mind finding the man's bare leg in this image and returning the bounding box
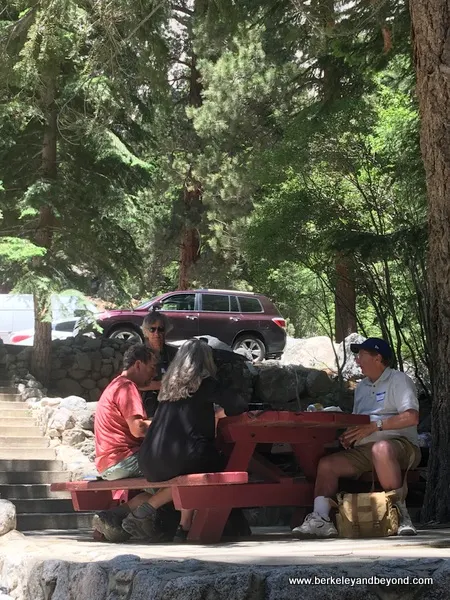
[314,452,361,500]
[371,440,402,490]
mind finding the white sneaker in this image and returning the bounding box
[291,512,338,539]
[396,502,417,536]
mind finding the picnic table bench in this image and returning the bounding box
[53,410,376,543]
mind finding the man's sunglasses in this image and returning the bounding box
[149,326,165,333]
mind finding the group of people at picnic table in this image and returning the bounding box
[93,310,421,543]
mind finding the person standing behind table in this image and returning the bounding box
[291,337,421,539]
[121,338,248,543]
[139,310,178,417]
[93,344,157,542]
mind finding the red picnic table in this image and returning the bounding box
[173,410,369,543]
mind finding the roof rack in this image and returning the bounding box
[196,288,255,295]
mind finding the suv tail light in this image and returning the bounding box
[10,333,32,343]
[272,318,286,329]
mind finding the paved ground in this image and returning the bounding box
[8,526,450,566]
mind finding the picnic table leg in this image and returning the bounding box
[186,441,256,543]
[291,430,335,480]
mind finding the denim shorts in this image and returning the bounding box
[100,453,143,480]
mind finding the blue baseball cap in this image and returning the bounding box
[350,338,393,360]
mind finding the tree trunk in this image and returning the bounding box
[410,1,450,522]
[179,184,201,290]
[178,40,204,289]
[30,78,57,386]
[334,253,357,343]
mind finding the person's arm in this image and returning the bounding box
[115,380,150,438]
[126,415,152,438]
[340,409,419,447]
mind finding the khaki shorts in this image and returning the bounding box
[343,438,421,477]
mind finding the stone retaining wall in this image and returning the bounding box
[2,336,131,402]
[0,542,446,600]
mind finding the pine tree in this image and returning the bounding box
[0,0,159,382]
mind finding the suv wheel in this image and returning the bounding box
[108,327,143,343]
[232,335,266,362]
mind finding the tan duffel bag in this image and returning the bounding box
[334,490,399,538]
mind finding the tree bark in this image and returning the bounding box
[30,78,57,386]
[177,18,204,289]
[410,1,450,522]
[179,182,202,289]
[334,253,357,343]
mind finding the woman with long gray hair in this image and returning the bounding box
[121,338,247,542]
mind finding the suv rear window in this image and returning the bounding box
[161,294,195,311]
[201,294,229,312]
[238,296,263,313]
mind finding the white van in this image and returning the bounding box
[0,294,92,343]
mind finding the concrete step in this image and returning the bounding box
[0,448,55,459]
[17,512,94,531]
[0,393,22,402]
[0,437,49,448]
[0,387,20,395]
[0,401,28,411]
[0,471,69,484]
[0,426,43,436]
[0,483,70,499]
[12,498,75,514]
[0,417,36,426]
[0,459,64,471]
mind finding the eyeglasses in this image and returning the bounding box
[149,326,165,333]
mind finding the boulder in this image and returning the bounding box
[74,404,96,431]
[100,364,113,378]
[48,407,75,433]
[50,369,67,380]
[62,429,87,446]
[21,387,44,402]
[75,438,95,461]
[101,347,115,359]
[306,369,334,397]
[337,333,365,380]
[80,378,96,390]
[60,396,87,412]
[0,500,16,536]
[68,369,88,381]
[83,338,102,351]
[255,363,308,409]
[74,351,91,371]
[281,336,339,370]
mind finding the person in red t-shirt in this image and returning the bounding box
[92,343,157,542]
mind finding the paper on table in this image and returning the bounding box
[323,406,343,412]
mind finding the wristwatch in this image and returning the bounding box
[376,419,383,431]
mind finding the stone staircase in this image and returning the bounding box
[0,386,92,530]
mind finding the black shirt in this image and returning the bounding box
[142,343,178,417]
[138,377,248,481]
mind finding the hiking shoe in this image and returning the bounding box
[92,511,130,543]
[291,512,338,539]
[396,502,417,536]
[173,525,189,543]
[121,510,166,542]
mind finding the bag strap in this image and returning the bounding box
[369,494,381,530]
[351,494,360,535]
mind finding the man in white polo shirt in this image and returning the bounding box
[292,337,421,539]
